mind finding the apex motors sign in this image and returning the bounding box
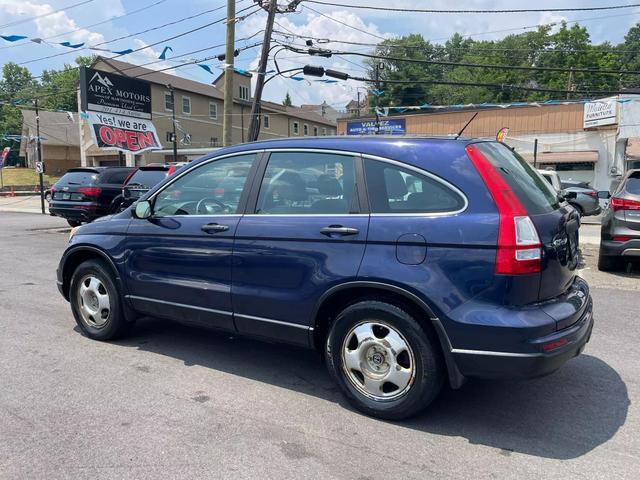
[88,112,160,153]
[80,66,160,153]
[583,99,618,128]
[81,67,152,119]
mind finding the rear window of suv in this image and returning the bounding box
[126,169,168,188]
[475,142,560,214]
[624,172,640,195]
[57,170,99,186]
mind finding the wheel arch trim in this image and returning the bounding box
[311,281,466,389]
[60,245,122,300]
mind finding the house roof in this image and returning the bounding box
[92,57,336,127]
[20,110,79,147]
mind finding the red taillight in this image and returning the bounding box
[167,166,177,176]
[586,191,597,197]
[542,338,568,352]
[612,235,631,242]
[611,197,640,211]
[466,144,541,275]
[50,186,57,193]
[78,187,101,198]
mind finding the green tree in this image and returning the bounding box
[40,55,95,112]
[282,91,292,106]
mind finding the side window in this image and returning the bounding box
[153,154,255,216]
[256,152,357,215]
[364,159,465,214]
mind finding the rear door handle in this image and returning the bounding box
[201,223,229,234]
[320,225,359,237]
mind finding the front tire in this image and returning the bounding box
[325,301,444,420]
[69,259,130,340]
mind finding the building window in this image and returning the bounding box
[263,114,270,129]
[239,85,250,101]
[322,127,327,136]
[293,122,299,135]
[182,96,191,115]
[166,131,175,143]
[210,137,219,147]
[313,126,318,136]
[209,102,218,119]
[303,124,309,136]
[164,92,173,111]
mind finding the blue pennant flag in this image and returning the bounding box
[369,89,384,96]
[419,103,430,109]
[59,41,84,48]
[290,76,304,81]
[392,107,407,113]
[80,112,89,120]
[234,68,250,76]
[113,48,134,55]
[159,46,173,60]
[197,64,214,74]
[1,35,28,42]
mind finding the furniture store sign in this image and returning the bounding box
[80,66,152,120]
[88,112,161,153]
[347,118,406,135]
[583,99,618,128]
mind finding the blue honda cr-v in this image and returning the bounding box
[57,137,593,419]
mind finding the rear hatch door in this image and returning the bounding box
[474,143,580,301]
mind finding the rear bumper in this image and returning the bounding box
[442,277,593,381]
[452,301,593,379]
[600,238,640,258]
[49,202,99,222]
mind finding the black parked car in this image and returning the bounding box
[112,165,171,212]
[49,167,135,226]
[599,169,640,270]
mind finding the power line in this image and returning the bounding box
[283,45,640,76]
[0,0,169,51]
[301,4,386,41]
[301,1,640,14]
[17,1,255,66]
[0,0,97,29]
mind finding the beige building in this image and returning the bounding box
[80,57,337,167]
[20,110,81,176]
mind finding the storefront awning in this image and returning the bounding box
[521,151,599,164]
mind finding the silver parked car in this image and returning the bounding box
[598,169,640,270]
[537,170,601,216]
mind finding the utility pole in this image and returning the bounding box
[222,0,236,147]
[168,84,178,162]
[35,99,45,215]
[567,67,574,100]
[247,0,279,142]
[374,62,382,134]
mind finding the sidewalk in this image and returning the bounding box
[0,196,49,215]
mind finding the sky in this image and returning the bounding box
[0,0,639,111]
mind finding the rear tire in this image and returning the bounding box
[67,219,82,227]
[69,259,130,341]
[325,301,444,420]
[598,253,624,272]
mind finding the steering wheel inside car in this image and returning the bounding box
[196,197,230,214]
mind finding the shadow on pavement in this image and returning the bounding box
[115,317,629,460]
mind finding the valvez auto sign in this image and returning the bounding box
[88,112,161,153]
[80,67,152,119]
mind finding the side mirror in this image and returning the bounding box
[133,200,152,219]
[597,191,611,199]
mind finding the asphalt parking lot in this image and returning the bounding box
[0,212,638,479]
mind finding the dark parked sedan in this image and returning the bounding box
[113,165,171,212]
[561,181,602,217]
[599,169,640,270]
